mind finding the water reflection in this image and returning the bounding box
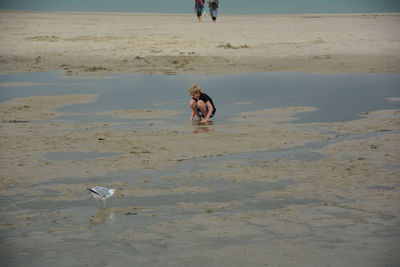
[191,120,214,133]
[89,209,116,226]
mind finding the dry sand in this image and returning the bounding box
[0,11,399,74]
[0,11,399,266]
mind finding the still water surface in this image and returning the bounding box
[1,71,399,124]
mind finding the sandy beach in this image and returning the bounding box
[0,11,399,266]
[0,11,400,74]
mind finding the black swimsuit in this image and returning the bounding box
[193,93,216,117]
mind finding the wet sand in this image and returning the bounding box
[0,11,399,267]
[0,92,399,266]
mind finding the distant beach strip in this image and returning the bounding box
[0,0,399,14]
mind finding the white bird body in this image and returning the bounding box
[87,186,115,208]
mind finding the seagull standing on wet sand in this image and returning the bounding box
[87,186,115,208]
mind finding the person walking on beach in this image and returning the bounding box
[188,83,216,123]
[208,0,219,22]
[194,0,205,23]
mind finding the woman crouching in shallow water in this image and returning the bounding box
[188,83,216,123]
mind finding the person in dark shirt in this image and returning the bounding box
[208,0,219,22]
[194,0,205,23]
[188,83,216,123]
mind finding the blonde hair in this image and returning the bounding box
[188,83,202,95]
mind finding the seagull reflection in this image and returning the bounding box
[89,208,116,226]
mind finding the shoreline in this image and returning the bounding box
[2,10,400,15]
[0,11,399,75]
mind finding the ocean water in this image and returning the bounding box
[0,0,399,14]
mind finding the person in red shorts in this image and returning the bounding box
[194,0,205,22]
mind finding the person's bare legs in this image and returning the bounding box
[197,100,209,118]
[190,99,201,120]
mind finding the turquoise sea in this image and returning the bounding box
[0,0,399,14]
